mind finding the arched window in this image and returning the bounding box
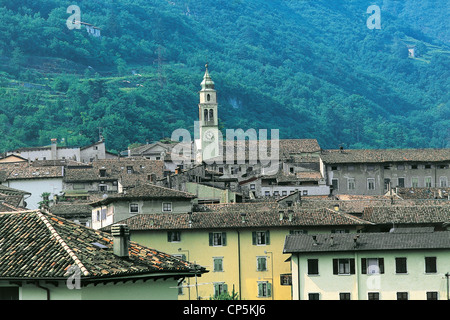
[204,109,209,121]
[209,109,214,122]
[207,94,211,102]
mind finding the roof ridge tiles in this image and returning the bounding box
[36,211,90,276]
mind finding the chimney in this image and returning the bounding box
[330,235,334,247]
[51,138,57,160]
[353,235,360,248]
[111,224,130,258]
[312,235,318,246]
[279,211,284,221]
[288,210,293,222]
[240,212,247,223]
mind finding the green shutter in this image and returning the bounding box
[361,258,367,274]
[223,283,228,293]
[267,282,272,297]
[252,232,257,245]
[257,283,263,297]
[333,259,338,275]
[265,231,270,245]
[379,258,384,274]
[350,259,355,274]
[222,232,227,246]
[167,232,172,242]
[209,233,213,246]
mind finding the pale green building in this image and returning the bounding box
[284,228,450,300]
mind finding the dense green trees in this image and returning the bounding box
[0,0,448,153]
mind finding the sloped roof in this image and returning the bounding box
[0,210,204,281]
[283,229,450,253]
[361,206,450,224]
[90,183,196,206]
[320,148,450,164]
[105,205,371,231]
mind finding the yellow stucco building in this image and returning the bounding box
[108,202,370,300]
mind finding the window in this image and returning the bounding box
[347,165,354,171]
[280,274,292,286]
[302,190,308,196]
[426,292,438,300]
[257,281,271,298]
[218,167,224,173]
[424,164,432,169]
[347,178,355,190]
[213,257,224,272]
[308,293,320,300]
[361,258,384,274]
[425,257,437,273]
[214,282,227,298]
[162,202,172,212]
[368,292,380,300]
[99,169,106,177]
[367,178,375,190]
[126,166,133,174]
[440,177,448,187]
[398,177,405,188]
[167,231,181,242]
[250,184,256,190]
[257,256,267,271]
[207,94,211,101]
[395,257,407,274]
[209,232,227,246]
[411,164,418,169]
[425,177,432,188]
[282,190,287,196]
[264,191,270,197]
[397,164,405,170]
[397,292,408,300]
[307,259,319,275]
[204,109,209,121]
[129,203,139,213]
[383,165,390,170]
[412,177,419,188]
[252,231,270,245]
[367,165,375,171]
[332,229,349,234]
[273,191,279,197]
[333,259,355,275]
[332,179,339,191]
[331,166,338,171]
[339,293,351,300]
[99,184,107,192]
[384,178,390,190]
[290,230,308,235]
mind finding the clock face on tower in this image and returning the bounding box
[204,129,215,142]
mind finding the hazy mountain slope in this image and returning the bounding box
[0,0,448,153]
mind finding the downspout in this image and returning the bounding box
[36,281,50,300]
[354,251,359,300]
[237,229,242,300]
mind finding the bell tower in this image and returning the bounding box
[198,64,220,162]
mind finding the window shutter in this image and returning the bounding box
[252,232,257,245]
[167,232,172,242]
[265,231,270,245]
[379,258,384,274]
[209,233,213,246]
[267,282,272,297]
[222,232,227,246]
[333,259,338,275]
[350,259,355,274]
[361,258,367,274]
[223,283,228,293]
[257,283,263,297]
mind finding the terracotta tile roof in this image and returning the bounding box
[106,204,371,231]
[48,202,93,216]
[283,229,450,253]
[90,183,196,206]
[320,148,450,164]
[361,206,450,224]
[0,210,204,280]
[64,158,164,186]
[4,165,64,180]
[395,187,450,200]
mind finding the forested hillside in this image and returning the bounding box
[0,0,449,153]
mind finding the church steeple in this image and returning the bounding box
[200,64,215,90]
[197,64,219,162]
